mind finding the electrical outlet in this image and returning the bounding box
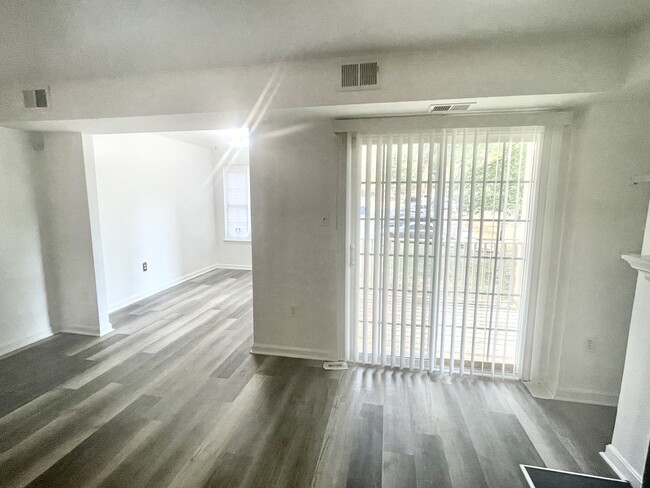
[584,338,595,351]
[142,262,148,272]
[320,215,329,227]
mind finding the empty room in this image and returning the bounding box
[1,2,649,487]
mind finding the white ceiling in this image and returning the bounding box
[1,0,649,84]
[155,129,240,149]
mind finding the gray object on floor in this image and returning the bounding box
[521,465,632,488]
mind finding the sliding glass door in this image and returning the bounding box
[348,126,544,377]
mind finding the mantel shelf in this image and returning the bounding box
[622,254,650,281]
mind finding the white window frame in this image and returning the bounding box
[223,165,252,242]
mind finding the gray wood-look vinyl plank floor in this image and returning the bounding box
[0,268,617,487]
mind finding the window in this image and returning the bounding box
[223,166,251,241]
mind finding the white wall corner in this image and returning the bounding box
[601,445,643,488]
[81,133,112,330]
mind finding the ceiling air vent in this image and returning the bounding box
[23,88,49,109]
[428,101,476,113]
[341,62,379,90]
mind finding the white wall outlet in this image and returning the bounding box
[320,215,329,227]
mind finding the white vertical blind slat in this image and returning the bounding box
[419,131,436,370]
[372,138,384,365]
[449,129,467,374]
[440,130,456,373]
[399,134,414,369]
[390,137,403,368]
[351,134,361,363]
[409,133,425,369]
[362,138,372,364]
[380,137,393,366]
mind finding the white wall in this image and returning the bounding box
[0,33,628,125]
[249,120,342,360]
[212,146,252,269]
[32,132,111,336]
[536,100,650,406]
[93,133,219,311]
[0,128,51,354]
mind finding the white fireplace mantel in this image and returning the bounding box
[622,254,650,281]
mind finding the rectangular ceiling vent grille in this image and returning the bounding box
[341,62,379,89]
[428,102,476,113]
[23,88,49,109]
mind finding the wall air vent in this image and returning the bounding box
[428,102,476,113]
[341,62,379,90]
[23,88,49,109]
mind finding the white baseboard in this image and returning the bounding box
[523,380,619,407]
[99,322,114,336]
[251,343,336,361]
[59,324,108,337]
[523,381,554,399]
[213,263,252,271]
[601,445,642,488]
[553,386,619,407]
[108,263,230,313]
[0,329,53,358]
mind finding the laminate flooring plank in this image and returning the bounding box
[346,402,384,488]
[312,368,368,488]
[210,334,254,379]
[382,369,416,456]
[382,451,416,488]
[204,452,252,488]
[426,378,489,488]
[455,381,531,488]
[25,394,161,488]
[413,434,453,488]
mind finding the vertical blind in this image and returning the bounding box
[350,126,544,377]
[224,166,251,241]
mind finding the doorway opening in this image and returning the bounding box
[91,129,252,319]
